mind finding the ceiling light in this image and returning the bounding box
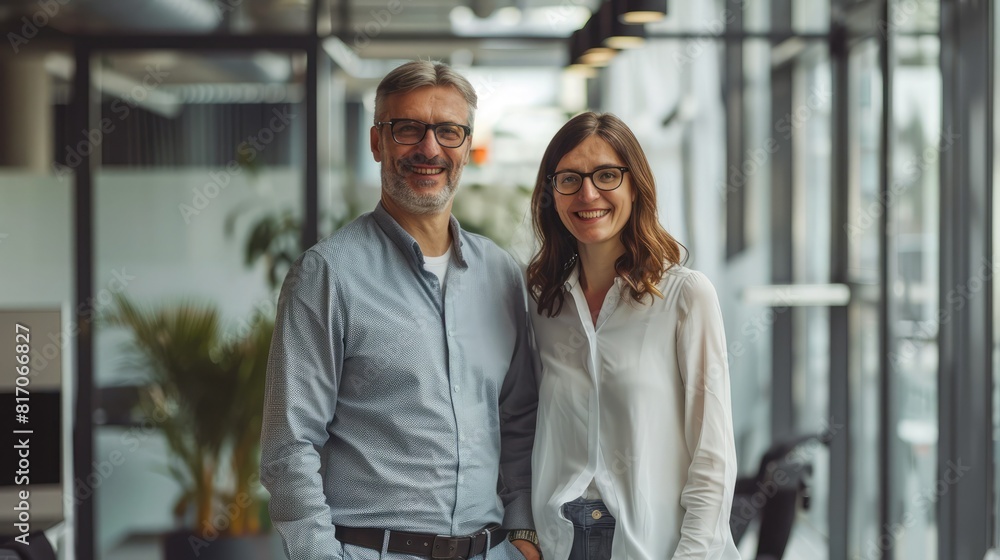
[601,1,646,49]
[580,15,616,62]
[618,0,667,24]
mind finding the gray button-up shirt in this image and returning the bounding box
[260,202,538,559]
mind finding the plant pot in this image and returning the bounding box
[162,530,283,560]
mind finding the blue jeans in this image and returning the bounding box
[563,498,616,560]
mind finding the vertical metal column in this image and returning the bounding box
[876,0,894,557]
[769,0,795,439]
[305,0,321,249]
[0,56,53,171]
[72,39,95,560]
[938,0,994,557]
[724,0,745,259]
[305,40,319,249]
[827,16,851,560]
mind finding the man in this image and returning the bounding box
[260,60,540,560]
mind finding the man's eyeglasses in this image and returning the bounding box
[376,119,472,148]
[547,166,630,195]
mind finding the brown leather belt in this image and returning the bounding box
[335,524,507,559]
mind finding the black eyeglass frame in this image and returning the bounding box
[375,119,472,148]
[546,166,631,195]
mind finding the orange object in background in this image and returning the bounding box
[471,145,489,165]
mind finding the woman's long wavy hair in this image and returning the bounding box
[527,112,685,318]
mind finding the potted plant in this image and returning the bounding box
[105,294,277,560]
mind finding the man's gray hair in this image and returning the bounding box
[374,60,478,128]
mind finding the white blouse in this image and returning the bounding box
[530,264,742,560]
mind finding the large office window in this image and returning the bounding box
[790,42,833,555]
[993,0,1000,546]
[846,38,884,560]
[887,32,942,560]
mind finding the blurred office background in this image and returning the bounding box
[0,0,996,558]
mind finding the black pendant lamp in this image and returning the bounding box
[601,0,646,49]
[618,0,666,24]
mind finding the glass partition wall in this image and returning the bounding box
[90,49,306,557]
[598,0,948,557]
[37,0,999,558]
[68,34,329,559]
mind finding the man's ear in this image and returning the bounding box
[370,126,382,163]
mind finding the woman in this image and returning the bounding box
[527,112,741,560]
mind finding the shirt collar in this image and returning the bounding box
[563,260,626,292]
[563,264,580,292]
[373,201,469,269]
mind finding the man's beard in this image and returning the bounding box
[381,154,461,215]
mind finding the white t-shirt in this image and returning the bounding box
[423,246,452,293]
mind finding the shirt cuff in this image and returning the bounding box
[502,494,535,531]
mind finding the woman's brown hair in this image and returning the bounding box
[527,112,685,317]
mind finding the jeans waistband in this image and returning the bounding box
[562,498,616,529]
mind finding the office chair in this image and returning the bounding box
[731,432,832,560]
[0,539,55,560]
[0,523,63,560]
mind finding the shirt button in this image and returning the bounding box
[453,385,460,393]
[448,329,455,337]
[591,510,602,520]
